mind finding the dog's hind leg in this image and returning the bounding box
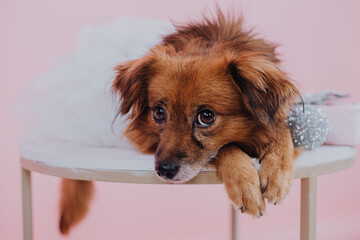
[59,179,94,235]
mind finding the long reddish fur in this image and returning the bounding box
[59,10,302,234]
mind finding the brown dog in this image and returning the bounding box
[59,10,301,234]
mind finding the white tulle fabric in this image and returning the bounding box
[18,17,173,149]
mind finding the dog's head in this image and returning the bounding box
[112,17,298,183]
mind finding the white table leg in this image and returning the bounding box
[22,167,33,240]
[231,205,237,240]
[300,177,317,240]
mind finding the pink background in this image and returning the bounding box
[1,0,360,239]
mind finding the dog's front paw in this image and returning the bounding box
[216,145,266,217]
[224,174,266,218]
[259,162,293,205]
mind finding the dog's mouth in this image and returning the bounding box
[155,155,217,184]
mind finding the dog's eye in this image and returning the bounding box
[153,107,166,123]
[197,109,215,127]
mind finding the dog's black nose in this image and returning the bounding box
[156,162,179,180]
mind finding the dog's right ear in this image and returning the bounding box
[112,55,159,154]
[112,55,155,117]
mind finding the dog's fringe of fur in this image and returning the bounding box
[59,179,94,235]
[112,8,300,157]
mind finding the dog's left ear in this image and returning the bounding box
[112,55,154,117]
[228,51,299,127]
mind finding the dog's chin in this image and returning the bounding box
[157,178,189,184]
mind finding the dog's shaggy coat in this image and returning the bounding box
[59,11,301,234]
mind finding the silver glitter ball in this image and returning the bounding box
[287,104,330,150]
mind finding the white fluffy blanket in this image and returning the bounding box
[18,17,172,148]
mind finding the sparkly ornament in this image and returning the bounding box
[287,104,330,150]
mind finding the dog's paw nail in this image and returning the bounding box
[240,206,245,213]
[267,198,278,205]
[261,185,267,194]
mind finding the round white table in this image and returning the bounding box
[20,143,356,240]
